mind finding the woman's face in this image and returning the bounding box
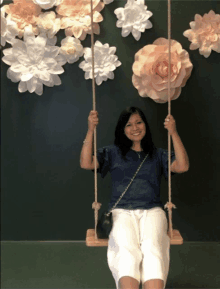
[124,113,146,144]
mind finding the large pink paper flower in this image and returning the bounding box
[4,0,41,38]
[183,10,220,58]
[56,0,104,40]
[132,38,193,103]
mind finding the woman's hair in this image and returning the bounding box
[114,106,156,161]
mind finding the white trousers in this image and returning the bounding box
[107,207,170,289]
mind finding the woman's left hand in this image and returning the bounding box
[164,114,177,136]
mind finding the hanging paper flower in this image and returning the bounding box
[59,36,84,64]
[37,11,61,39]
[103,0,114,4]
[56,0,104,41]
[183,10,220,58]
[4,0,41,38]
[114,0,153,41]
[132,37,193,103]
[1,0,4,5]
[79,40,121,85]
[33,0,63,10]
[2,26,67,95]
[1,6,19,46]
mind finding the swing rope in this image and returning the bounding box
[164,0,176,240]
[90,0,176,240]
[90,0,101,240]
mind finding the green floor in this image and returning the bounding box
[1,241,220,289]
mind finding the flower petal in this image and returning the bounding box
[48,64,64,74]
[20,73,34,82]
[52,74,61,85]
[35,81,43,95]
[27,77,38,93]
[18,81,27,93]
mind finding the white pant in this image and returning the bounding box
[107,207,170,289]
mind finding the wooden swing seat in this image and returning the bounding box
[86,228,183,246]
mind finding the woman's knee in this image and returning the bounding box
[119,276,140,289]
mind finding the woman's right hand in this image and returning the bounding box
[88,110,99,132]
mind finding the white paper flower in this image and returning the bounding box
[114,0,153,41]
[1,7,18,47]
[79,40,121,85]
[1,0,4,5]
[2,26,67,95]
[33,0,63,10]
[103,0,114,4]
[59,36,83,64]
[37,11,61,39]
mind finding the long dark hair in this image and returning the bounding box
[114,106,156,161]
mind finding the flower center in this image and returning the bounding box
[155,61,174,78]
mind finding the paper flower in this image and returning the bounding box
[56,0,104,41]
[37,11,61,39]
[4,0,41,38]
[183,10,220,58]
[59,36,84,64]
[1,6,19,46]
[103,0,114,4]
[132,37,193,103]
[33,0,63,10]
[114,0,153,41]
[79,40,121,85]
[2,26,67,95]
[1,0,4,4]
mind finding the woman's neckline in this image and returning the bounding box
[130,148,143,152]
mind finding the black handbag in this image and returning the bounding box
[96,153,148,239]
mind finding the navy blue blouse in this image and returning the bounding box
[93,144,177,212]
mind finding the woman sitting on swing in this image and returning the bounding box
[80,106,189,289]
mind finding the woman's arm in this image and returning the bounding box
[164,114,190,173]
[171,131,190,173]
[80,129,99,170]
[80,110,100,170]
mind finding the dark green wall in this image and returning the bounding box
[1,0,220,240]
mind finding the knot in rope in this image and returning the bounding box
[92,201,102,211]
[164,201,177,210]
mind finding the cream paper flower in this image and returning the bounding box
[1,6,19,46]
[79,40,121,85]
[114,0,153,41]
[56,0,104,41]
[37,11,61,39]
[183,10,220,58]
[33,0,63,10]
[59,36,83,63]
[2,26,67,95]
[132,37,193,103]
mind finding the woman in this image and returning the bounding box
[80,107,189,289]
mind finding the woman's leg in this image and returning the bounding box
[119,276,140,289]
[107,209,142,289]
[143,278,164,289]
[140,208,170,289]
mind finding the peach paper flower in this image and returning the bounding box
[4,0,41,38]
[132,37,193,103]
[183,10,220,58]
[56,0,104,41]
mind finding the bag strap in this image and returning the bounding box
[106,153,149,216]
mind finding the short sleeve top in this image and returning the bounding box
[93,144,176,212]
